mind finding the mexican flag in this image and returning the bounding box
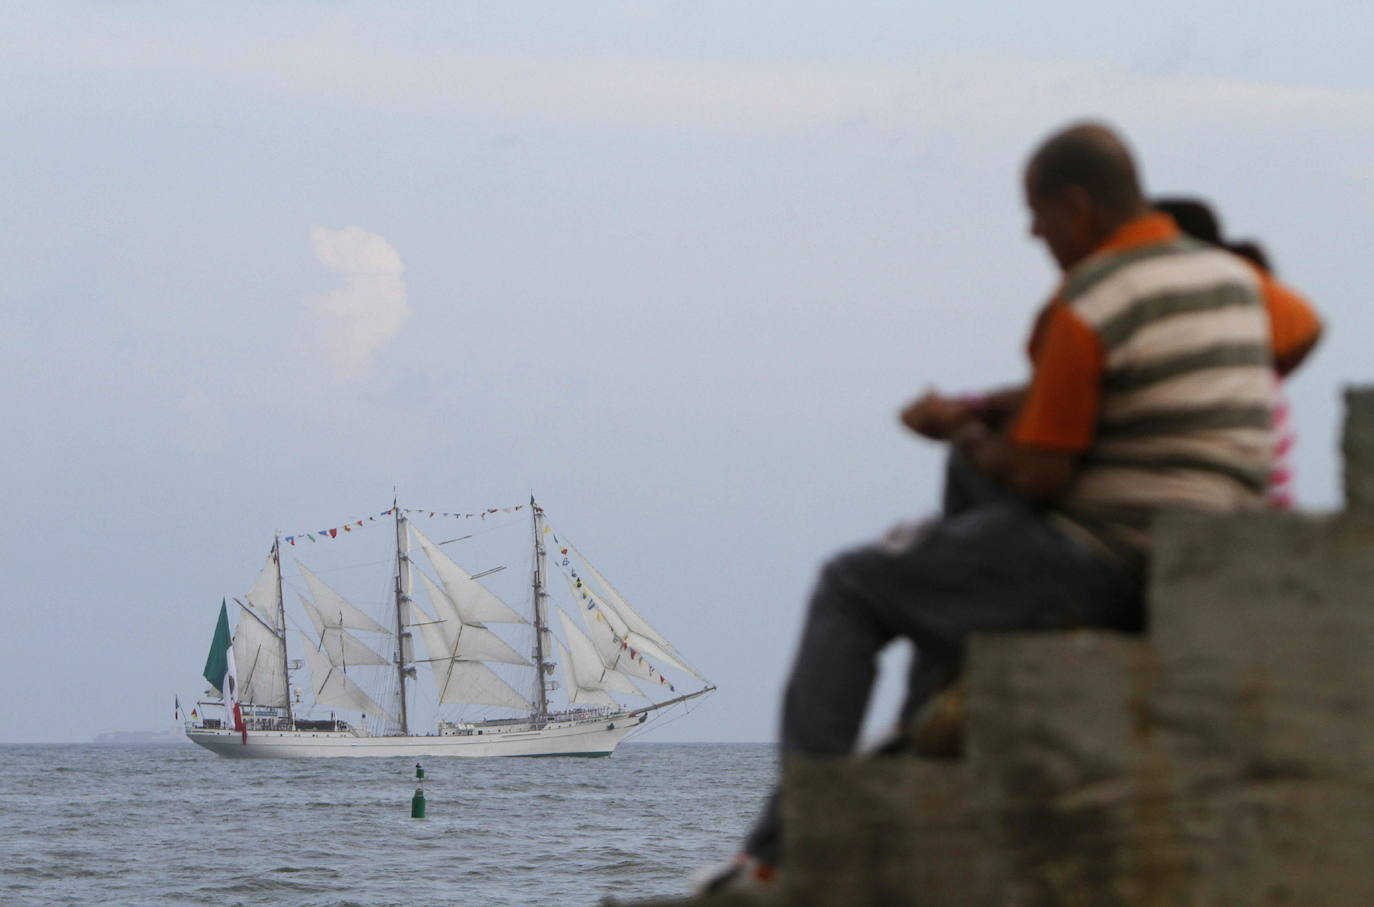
[202,599,246,743]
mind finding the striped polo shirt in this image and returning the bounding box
[1010,213,1275,569]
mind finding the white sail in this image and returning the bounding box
[410,525,526,624]
[299,595,390,667]
[413,572,528,666]
[244,551,281,629]
[455,624,530,667]
[410,599,453,665]
[299,632,393,720]
[293,560,390,635]
[566,575,681,686]
[414,571,464,640]
[557,609,640,698]
[232,608,288,707]
[581,587,698,682]
[300,592,325,637]
[563,576,655,680]
[555,638,618,708]
[433,659,533,711]
[411,600,533,710]
[572,548,705,680]
[581,599,657,684]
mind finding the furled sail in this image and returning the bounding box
[410,599,533,711]
[299,595,390,667]
[557,608,640,698]
[244,551,280,629]
[410,525,526,624]
[299,632,393,720]
[294,560,389,635]
[232,607,288,707]
[555,638,617,708]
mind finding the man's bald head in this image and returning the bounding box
[1025,122,1145,219]
[1023,122,1149,270]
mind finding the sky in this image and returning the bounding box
[3,1,1372,743]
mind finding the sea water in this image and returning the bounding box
[0,742,774,906]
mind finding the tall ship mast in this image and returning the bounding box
[391,502,413,735]
[186,498,714,758]
[530,497,551,720]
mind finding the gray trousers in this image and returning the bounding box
[744,452,1143,862]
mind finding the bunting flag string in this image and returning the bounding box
[281,504,527,546]
[544,522,676,693]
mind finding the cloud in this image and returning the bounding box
[304,226,409,380]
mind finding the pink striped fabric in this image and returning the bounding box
[1269,380,1295,510]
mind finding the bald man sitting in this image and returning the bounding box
[714,121,1282,891]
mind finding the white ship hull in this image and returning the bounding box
[185,713,645,759]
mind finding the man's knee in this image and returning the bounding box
[803,544,910,645]
[816,544,887,594]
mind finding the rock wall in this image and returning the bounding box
[624,387,1374,907]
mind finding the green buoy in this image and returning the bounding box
[411,762,426,818]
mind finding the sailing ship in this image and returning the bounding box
[186,499,713,758]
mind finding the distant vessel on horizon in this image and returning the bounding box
[186,499,714,758]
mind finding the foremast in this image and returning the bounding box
[530,496,552,720]
[272,535,294,725]
[392,501,414,734]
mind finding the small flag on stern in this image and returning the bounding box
[202,599,246,744]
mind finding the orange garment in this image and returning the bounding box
[1013,215,1320,452]
[1258,268,1321,375]
[1012,304,1102,451]
[1010,213,1179,452]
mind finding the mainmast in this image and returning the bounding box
[530,496,551,720]
[273,535,294,724]
[392,501,413,735]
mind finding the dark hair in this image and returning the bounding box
[1154,196,1276,272]
[1153,197,1222,245]
[1027,122,1144,217]
[1225,240,1272,271]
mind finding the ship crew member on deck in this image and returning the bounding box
[716,120,1300,890]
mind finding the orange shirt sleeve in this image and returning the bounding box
[1009,302,1104,452]
[1024,297,1058,361]
[1260,270,1321,373]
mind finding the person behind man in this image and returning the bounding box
[1152,196,1321,509]
[1153,196,1321,377]
[713,121,1278,891]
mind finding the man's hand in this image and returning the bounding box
[956,427,1079,503]
[900,391,978,440]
